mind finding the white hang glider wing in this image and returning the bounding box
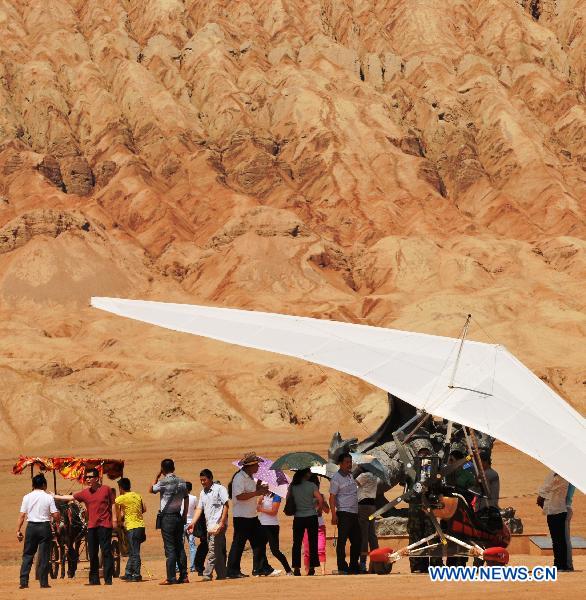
[91,297,586,492]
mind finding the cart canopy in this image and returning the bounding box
[12,456,124,482]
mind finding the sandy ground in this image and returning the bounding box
[1,431,584,599]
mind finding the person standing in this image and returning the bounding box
[226,452,280,578]
[115,477,146,582]
[565,482,576,571]
[537,471,574,572]
[355,470,379,573]
[149,458,189,585]
[302,473,329,575]
[329,453,362,575]
[477,450,500,511]
[257,487,292,575]
[187,469,229,581]
[55,468,117,585]
[193,515,209,576]
[289,468,323,576]
[17,474,61,589]
[183,482,198,573]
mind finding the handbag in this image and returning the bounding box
[193,516,207,538]
[283,490,296,517]
[155,511,162,530]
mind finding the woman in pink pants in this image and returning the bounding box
[303,475,329,575]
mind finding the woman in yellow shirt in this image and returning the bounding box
[115,478,146,582]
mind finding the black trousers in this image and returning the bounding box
[87,527,113,584]
[263,524,291,572]
[227,517,272,576]
[20,522,52,587]
[547,512,571,570]
[161,513,187,582]
[336,512,361,573]
[292,516,319,569]
[194,536,209,574]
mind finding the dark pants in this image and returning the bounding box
[336,511,361,573]
[358,504,379,555]
[227,517,273,576]
[547,512,571,570]
[292,516,319,569]
[20,522,52,587]
[194,536,209,574]
[87,527,113,584]
[261,524,291,572]
[407,505,442,573]
[125,527,144,578]
[161,513,187,582]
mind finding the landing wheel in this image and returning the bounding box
[111,539,121,578]
[49,540,60,579]
[370,560,393,575]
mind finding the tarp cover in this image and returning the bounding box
[91,297,586,492]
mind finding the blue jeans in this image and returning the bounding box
[185,525,197,572]
[125,528,144,578]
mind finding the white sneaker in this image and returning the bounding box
[285,571,294,576]
[267,569,282,577]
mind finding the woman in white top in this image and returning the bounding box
[257,487,292,574]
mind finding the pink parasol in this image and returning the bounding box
[231,456,290,498]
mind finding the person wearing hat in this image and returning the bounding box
[226,452,280,578]
[54,467,117,585]
[17,474,61,589]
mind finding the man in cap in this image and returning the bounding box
[226,452,280,578]
[17,474,61,589]
[55,467,117,585]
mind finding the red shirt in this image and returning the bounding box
[74,485,114,528]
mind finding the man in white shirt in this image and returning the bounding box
[183,482,198,573]
[16,474,61,589]
[330,452,362,574]
[226,452,279,578]
[537,471,574,571]
[187,468,229,581]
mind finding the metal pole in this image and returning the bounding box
[449,314,471,388]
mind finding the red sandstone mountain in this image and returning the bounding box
[0,0,584,451]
